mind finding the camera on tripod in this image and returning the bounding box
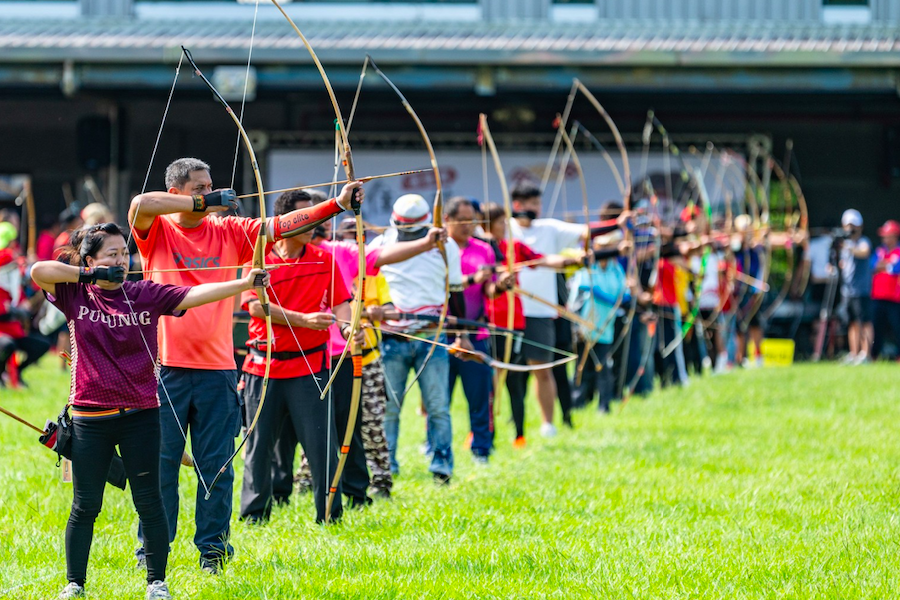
[831,227,851,241]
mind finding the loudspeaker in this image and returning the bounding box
[77,116,111,171]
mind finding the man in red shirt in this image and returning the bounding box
[871,220,900,359]
[239,189,362,524]
[129,157,362,572]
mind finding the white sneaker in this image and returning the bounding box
[539,422,557,438]
[58,582,85,599]
[714,353,728,374]
[146,580,172,600]
[840,353,856,365]
[853,353,869,366]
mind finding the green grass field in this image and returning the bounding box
[1,359,898,599]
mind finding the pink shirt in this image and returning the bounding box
[48,281,189,410]
[458,237,496,322]
[319,240,381,357]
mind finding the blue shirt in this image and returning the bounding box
[841,235,872,298]
[567,261,627,345]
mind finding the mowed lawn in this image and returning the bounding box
[1,358,898,599]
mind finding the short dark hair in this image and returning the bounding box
[274,190,313,216]
[484,202,506,226]
[445,196,474,220]
[511,182,541,201]
[165,158,210,190]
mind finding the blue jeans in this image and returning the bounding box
[448,337,494,457]
[382,336,453,476]
[138,367,241,561]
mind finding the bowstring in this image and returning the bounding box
[122,51,211,496]
[230,0,261,192]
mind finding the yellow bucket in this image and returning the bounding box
[749,338,795,367]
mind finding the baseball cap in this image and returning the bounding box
[878,220,900,237]
[841,209,863,227]
[391,194,431,230]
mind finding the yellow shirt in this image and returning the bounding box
[357,272,393,366]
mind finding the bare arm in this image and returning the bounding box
[373,227,447,267]
[128,191,235,232]
[31,261,82,296]
[177,269,268,310]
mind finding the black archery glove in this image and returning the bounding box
[79,265,126,284]
[193,189,238,212]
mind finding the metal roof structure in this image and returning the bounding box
[1,17,899,67]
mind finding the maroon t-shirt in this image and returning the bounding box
[48,280,190,410]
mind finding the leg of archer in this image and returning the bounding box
[117,408,169,585]
[240,375,289,523]
[189,369,239,563]
[285,371,341,523]
[330,355,370,506]
[137,366,189,563]
[413,337,453,477]
[382,337,413,475]
[456,337,494,459]
[361,360,392,496]
[66,415,116,587]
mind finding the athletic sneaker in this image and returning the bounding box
[200,555,223,575]
[539,422,557,438]
[853,353,870,365]
[58,582,85,599]
[433,473,451,486]
[472,454,489,465]
[512,436,526,449]
[146,580,172,600]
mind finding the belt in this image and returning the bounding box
[249,342,327,363]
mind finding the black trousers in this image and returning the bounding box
[571,340,614,412]
[553,317,573,418]
[67,408,168,586]
[872,299,900,359]
[241,370,343,523]
[0,332,51,377]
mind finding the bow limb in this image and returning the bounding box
[572,80,636,356]
[555,122,606,385]
[653,118,712,359]
[363,57,449,399]
[479,114,516,391]
[267,0,361,404]
[24,180,36,257]
[181,48,272,499]
[267,3,364,519]
[759,147,796,321]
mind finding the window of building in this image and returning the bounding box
[822,0,871,23]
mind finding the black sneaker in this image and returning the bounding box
[349,495,373,509]
[433,473,451,486]
[199,555,225,575]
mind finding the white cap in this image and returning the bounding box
[391,194,431,230]
[842,209,863,227]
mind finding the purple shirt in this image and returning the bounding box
[459,237,496,322]
[48,281,189,410]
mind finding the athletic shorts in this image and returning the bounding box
[522,317,556,363]
[841,295,871,324]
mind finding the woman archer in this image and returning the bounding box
[31,223,269,600]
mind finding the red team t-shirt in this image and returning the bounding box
[133,214,265,370]
[486,239,541,331]
[240,244,351,379]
